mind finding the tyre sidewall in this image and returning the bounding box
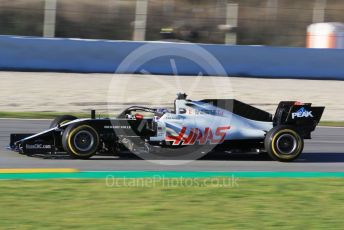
[265,126,304,162]
[62,123,99,159]
[50,115,78,128]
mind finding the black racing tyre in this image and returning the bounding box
[50,115,78,128]
[62,123,99,159]
[264,126,304,162]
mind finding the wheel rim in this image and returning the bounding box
[276,133,297,155]
[73,130,94,152]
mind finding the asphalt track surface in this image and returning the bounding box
[1,119,344,172]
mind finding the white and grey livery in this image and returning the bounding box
[9,93,324,162]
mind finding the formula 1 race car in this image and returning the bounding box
[9,93,324,162]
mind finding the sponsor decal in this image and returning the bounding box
[166,126,230,145]
[164,114,185,120]
[291,107,313,119]
[104,125,131,129]
[157,126,164,136]
[187,109,224,116]
[26,144,51,149]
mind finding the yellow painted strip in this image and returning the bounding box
[0,168,79,174]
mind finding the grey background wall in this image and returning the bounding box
[0,35,343,80]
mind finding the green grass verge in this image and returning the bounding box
[0,178,343,229]
[0,111,92,119]
[0,111,344,127]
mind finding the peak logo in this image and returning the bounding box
[292,107,313,119]
[166,126,230,145]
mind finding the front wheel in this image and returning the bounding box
[264,126,304,162]
[62,123,99,159]
[50,115,78,128]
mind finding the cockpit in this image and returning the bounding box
[117,93,189,120]
[117,106,170,119]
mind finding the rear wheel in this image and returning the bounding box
[264,126,304,162]
[62,123,99,159]
[50,115,78,128]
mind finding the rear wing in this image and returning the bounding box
[273,101,325,138]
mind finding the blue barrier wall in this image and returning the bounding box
[0,35,343,80]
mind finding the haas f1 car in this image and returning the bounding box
[9,93,324,162]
